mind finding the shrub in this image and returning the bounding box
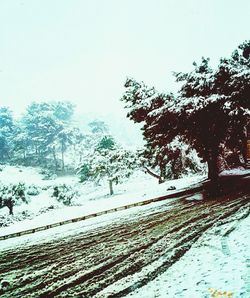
[78,163,90,182]
[52,184,78,206]
[27,185,40,196]
[0,210,33,227]
[38,205,56,215]
[0,182,28,215]
[40,169,57,180]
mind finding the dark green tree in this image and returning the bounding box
[121,41,250,183]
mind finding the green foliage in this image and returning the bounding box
[52,184,78,206]
[22,102,64,156]
[78,163,90,182]
[0,182,28,215]
[0,107,15,161]
[97,136,115,150]
[52,101,74,122]
[27,185,40,196]
[0,100,78,171]
[121,41,250,181]
[12,183,26,201]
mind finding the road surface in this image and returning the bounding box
[0,179,249,297]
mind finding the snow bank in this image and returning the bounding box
[0,172,204,237]
[0,165,205,237]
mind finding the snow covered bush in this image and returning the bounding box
[40,169,57,180]
[27,184,40,196]
[52,184,78,206]
[0,210,33,227]
[78,163,90,183]
[38,205,57,215]
[0,182,28,215]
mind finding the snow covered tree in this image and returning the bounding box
[88,120,108,134]
[174,43,250,178]
[56,128,74,171]
[121,41,250,182]
[97,135,115,150]
[141,138,204,182]
[121,78,202,182]
[22,102,62,164]
[213,41,250,162]
[52,101,74,122]
[74,121,111,166]
[12,124,30,161]
[21,101,76,170]
[78,143,137,195]
[0,107,15,161]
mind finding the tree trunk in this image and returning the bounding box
[109,180,114,196]
[207,149,221,197]
[207,151,219,182]
[7,202,13,215]
[143,167,161,181]
[61,148,65,172]
[9,204,13,215]
[52,147,58,172]
[159,162,167,184]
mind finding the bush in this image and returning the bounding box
[0,182,28,215]
[27,185,40,196]
[0,209,34,227]
[52,184,78,206]
[12,183,27,204]
[78,163,90,182]
[38,205,57,215]
[40,169,57,180]
[41,185,51,191]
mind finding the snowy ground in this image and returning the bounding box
[1,165,249,298]
[0,187,249,297]
[0,196,178,251]
[220,167,250,177]
[0,165,205,236]
[126,207,250,298]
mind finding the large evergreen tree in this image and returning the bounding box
[121,41,250,182]
[21,101,75,169]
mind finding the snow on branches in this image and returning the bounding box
[121,41,250,181]
[78,136,138,195]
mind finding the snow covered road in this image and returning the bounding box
[0,188,249,297]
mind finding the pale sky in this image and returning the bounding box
[0,0,250,117]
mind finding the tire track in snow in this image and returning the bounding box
[0,191,249,297]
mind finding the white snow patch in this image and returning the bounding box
[219,167,250,177]
[0,165,205,237]
[125,211,250,298]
